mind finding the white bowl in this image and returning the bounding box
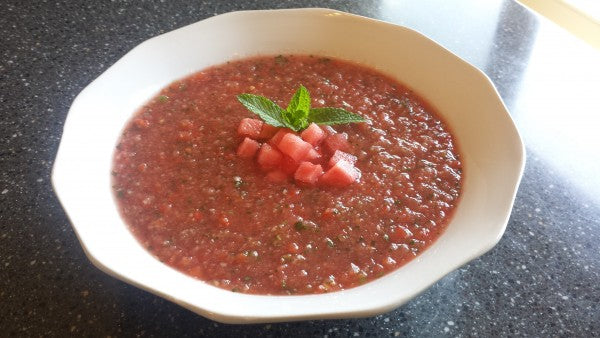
[52,8,525,323]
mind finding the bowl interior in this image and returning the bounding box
[52,8,524,323]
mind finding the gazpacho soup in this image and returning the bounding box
[112,55,463,295]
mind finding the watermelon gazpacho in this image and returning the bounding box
[112,55,463,295]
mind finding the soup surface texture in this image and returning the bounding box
[112,55,463,295]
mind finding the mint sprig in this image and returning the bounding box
[237,85,366,132]
[235,93,288,128]
[308,107,367,125]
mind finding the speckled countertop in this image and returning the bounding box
[1,0,599,336]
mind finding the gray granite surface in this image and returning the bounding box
[1,0,599,336]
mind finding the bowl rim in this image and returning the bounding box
[52,7,525,323]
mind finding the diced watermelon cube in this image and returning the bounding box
[322,125,337,136]
[294,162,324,185]
[305,148,321,162]
[266,170,289,183]
[236,137,260,159]
[257,143,283,169]
[280,155,300,175]
[278,133,313,162]
[237,118,263,138]
[328,150,357,167]
[269,128,293,146]
[301,123,326,146]
[320,159,360,187]
[258,124,280,139]
[324,133,351,153]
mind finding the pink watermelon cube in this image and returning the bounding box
[324,133,351,154]
[257,143,283,169]
[269,128,293,146]
[328,150,357,167]
[237,118,264,138]
[236,137,260,159]
[322,125,337,136]
[258,124,280,139]
[300,123,326,146]
[320,159,360,187]
[266,170,289,183]
[305,148,322,162]
[280,155,300,175]
[294,162,324,185]
[278,133,313,162]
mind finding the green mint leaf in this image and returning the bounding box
[286,85,311,116]
[237,94,288,128]
[282,110,305,132]
[308,107,366,125]
[283,85,311,132]
[238,85,366,132]
[290,108,309,130]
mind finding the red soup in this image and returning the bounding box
[112,55,463,295]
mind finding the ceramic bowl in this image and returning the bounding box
[52,8,525,323]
